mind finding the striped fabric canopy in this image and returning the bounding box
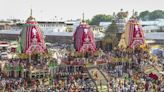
[19,16,46,55]
[73,22,96,53]
[125,17,145,48]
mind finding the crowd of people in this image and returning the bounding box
[98,47,164,92]
[0,43,164,92]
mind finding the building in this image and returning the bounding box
[0,19,75,33]
[140,19,164,33]
[65,22,74,32]
[99,22,112,30]
[0,19,23,30]
[90,25,105,39]
[140,19,164,47]
[38,21,66,32]
[0,21,13,30]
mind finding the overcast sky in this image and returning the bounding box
[0,0,164,20]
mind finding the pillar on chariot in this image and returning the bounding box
[4,63,13,78]
[14,63,24,78]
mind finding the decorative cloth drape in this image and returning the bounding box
[73,22,96,53]
[124,17,145,48]
[19,16,46,55]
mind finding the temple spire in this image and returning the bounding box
[132,9,135,16]
[26,8,35,22]
[131,9,135,19]
[121,8,123,12]
[82,12,85,22]
[30,9,33,17]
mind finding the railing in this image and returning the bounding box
[84,65,98,92]
[97,67,109,92]
[67,65,98,92]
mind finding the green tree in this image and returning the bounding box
[89,14,113,25]
[102,20,119,50]
[139,10,150,21]
[139,10,164,20]
[149,10,164,20]
[86,19,90,24]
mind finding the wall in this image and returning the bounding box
[0,33,73,44]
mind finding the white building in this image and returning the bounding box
[0,19,76,33]
[99,19,164,33]
[38,21,66,32]
[141,19,164,33]
[99,22,112,29]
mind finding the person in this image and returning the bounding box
[47,88,51,92]
[94,71,98,80]
[145,82,149,92]
[0,73,2,80]
[100,80,102,90]
[111,78,114,91]
[116,86,121,92]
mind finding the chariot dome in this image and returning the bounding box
[19,9,46,55]
[73,20,96,54]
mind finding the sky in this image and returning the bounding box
[0,0,164,21]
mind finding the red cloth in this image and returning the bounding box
[127,18,145,48]
[11,48,16,53]
[149,73,158,80]
[74,23,96,53]
[21,20,46,54]
[145,83,149,91]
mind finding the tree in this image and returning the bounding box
[149,10,164,20]
[139,11,150,21]
[139,10,164,20]
[89,14,113,25]
[102,20,119,50]
[86,19,90,24]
